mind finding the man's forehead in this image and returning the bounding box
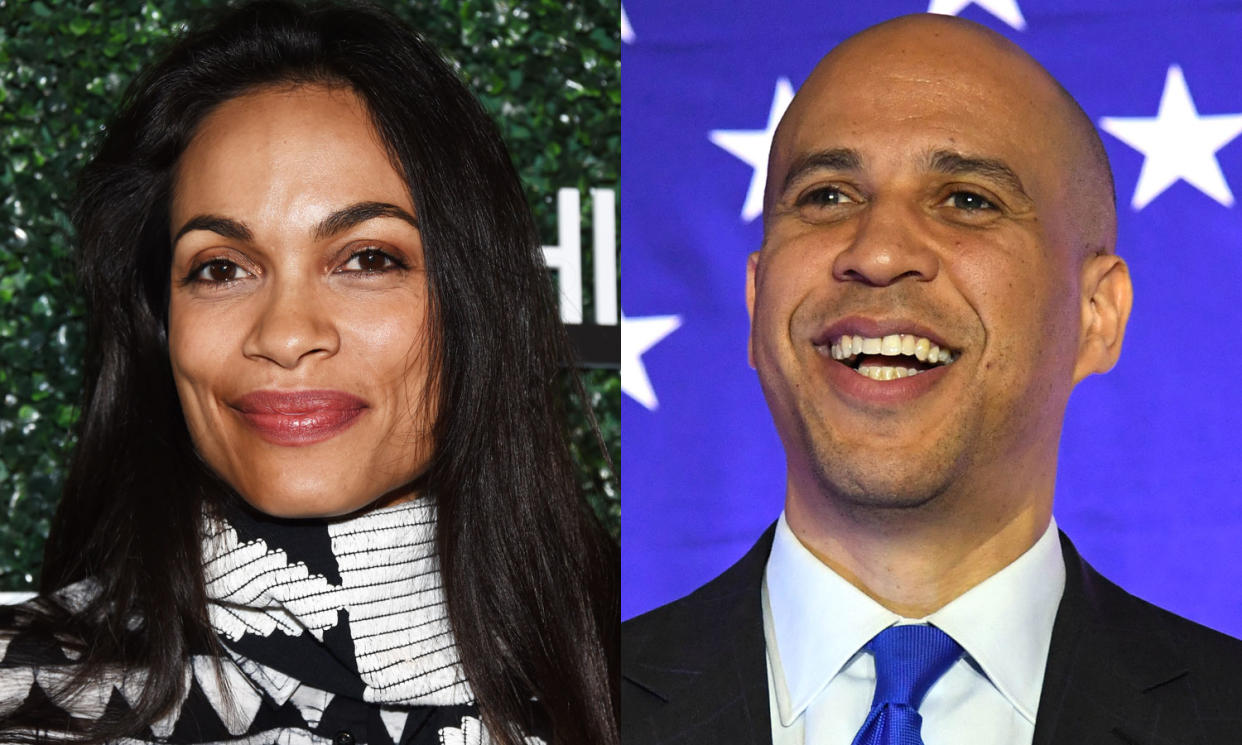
[762,13,1117,255]
[770,79,1052,194]
[780,17,1061,139]
[767,17,1070,191]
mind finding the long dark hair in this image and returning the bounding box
[0,2,618,743]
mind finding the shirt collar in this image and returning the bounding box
[764,512,1064,725]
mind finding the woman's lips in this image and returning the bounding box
[233,390,367,446]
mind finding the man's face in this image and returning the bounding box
[748,22,1119,512]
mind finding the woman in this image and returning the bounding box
[0,2,618,744]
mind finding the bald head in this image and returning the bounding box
[765,14,1116,259]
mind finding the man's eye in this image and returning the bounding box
[945,191,995,211]
[189,259,248,284]
[341,247,404,273]
[798,186,855,207]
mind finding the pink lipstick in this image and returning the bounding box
[233,390,367,446]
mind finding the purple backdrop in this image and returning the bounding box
[620,0,1242,636]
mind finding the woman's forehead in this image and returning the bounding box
[171,85,414,233]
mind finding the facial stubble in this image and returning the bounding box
[791,382,987,522]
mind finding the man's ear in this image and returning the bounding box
[1073,252,1133,383]
[746,251,760,369]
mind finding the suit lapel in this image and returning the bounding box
[1032,534,1196,745]
[628,527,1226,745]
[623,527,775,745]
[647,614,771,744]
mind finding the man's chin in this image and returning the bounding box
[808,457,962,515]
[833,486,947,512]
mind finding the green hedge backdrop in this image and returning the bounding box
[0,0,620,592]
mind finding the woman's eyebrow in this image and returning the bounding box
[173,215,252,245]
[172,202,419,247]
[314,201,419,241]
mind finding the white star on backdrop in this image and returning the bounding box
[1100,65,1242,210]
[928,0,1026,30]
[709,77,795,222]
[621,310,682,411]
[621,4,634,43]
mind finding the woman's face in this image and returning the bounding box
[167,84,435,518]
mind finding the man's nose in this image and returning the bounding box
[831,201,939,286]
[241,278,340,369]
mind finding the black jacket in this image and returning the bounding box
[622,526,1242,744]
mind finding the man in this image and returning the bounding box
[622,14,1242,745]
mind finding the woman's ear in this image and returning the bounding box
[1072,252,1133,383]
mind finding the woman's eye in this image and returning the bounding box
[189,259,248,284]
[799,186,855,207]
[945,191,995,211]
[341,247,403,273]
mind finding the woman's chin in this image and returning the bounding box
[233,480,422,520]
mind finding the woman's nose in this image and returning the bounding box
[241,278,340,369]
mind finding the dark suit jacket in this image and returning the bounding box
[622,526,1242,744]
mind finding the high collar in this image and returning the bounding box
[764,512,1065,726]
[202,497,474,707]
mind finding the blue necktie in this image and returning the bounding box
[850,625,964,745]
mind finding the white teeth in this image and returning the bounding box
[827,332,957,365]
[855,365,923,380]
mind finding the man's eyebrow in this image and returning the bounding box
[173,215,253,245]
[314,201,419,241]
[928,150,1031,200]
[780,148,863,196]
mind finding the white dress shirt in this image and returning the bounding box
[763,512,1065,745]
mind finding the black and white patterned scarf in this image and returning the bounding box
[204,497,474,707]
[0,498,546,745]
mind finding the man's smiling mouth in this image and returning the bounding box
[824,333,958,381]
